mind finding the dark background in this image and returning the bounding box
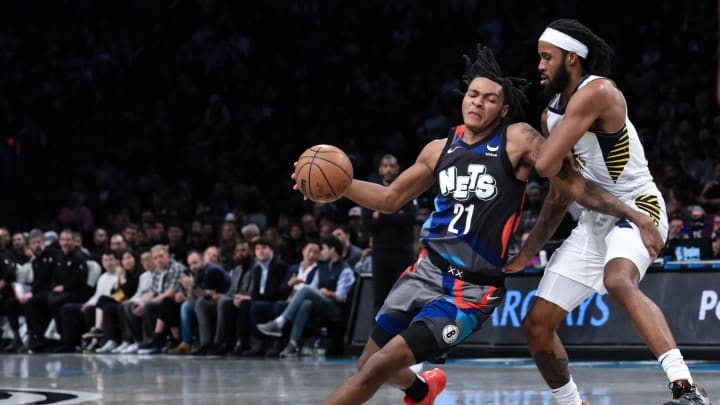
[0,0,716,236]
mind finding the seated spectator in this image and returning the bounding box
[9,232,28,265]
[257,236,355,358]
[57,250,119,352]
[168,248,230,355]
[130,245,184,354]
[0,255,17,346]
[712,215,720,239]
[218,238,287,355]
[240,223,261,242]
[713,234,720,259]
[194,241,254,355]
[87,249,143,354]
[243,239,320,356]
[113,250,155,354]
[2,230,42,352]
[24,230,89,352]
[332,225,362,268]
[354,237,373,275]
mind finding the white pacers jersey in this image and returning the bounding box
[546,75,655,199]
[538,74,668,300]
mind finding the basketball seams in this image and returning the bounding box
[295,144,353,202]
[305,156,352,181]
[314,164,338,199]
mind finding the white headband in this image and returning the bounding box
[539,27,588,58]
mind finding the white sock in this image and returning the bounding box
[409,362,424,374]
[551,376,583,405]
[274,315,287,328]
[659,348,693,383]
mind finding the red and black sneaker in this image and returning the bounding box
[403,368,447,405]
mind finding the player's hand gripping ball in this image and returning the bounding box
[294,144,353,202]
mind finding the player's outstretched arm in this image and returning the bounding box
[342,139,442,213]
[553,162,663,258]
[503,182,572,273]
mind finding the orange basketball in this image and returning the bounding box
[295,144,353,202]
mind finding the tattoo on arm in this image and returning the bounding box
[578,180,633,219]
[520,188,572,258]
[520,124,544,162]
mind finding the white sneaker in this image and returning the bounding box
[120,342,139,354]
[96,340,118,354]
[111,341,130,354]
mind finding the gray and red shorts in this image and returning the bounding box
[375,249,505,356]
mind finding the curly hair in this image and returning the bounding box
[462,44,531,124]
[547,19,612,76]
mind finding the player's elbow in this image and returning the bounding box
[534,158,559,178]
[377,192,404,213]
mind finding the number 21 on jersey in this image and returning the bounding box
[448,203,474,235]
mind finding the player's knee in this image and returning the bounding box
[521,311,552,340]
[603,272,638,298]
[357,350,397,383]
[356,353,370,372]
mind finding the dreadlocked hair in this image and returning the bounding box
[462,44,531,124]
[548,19,612,76]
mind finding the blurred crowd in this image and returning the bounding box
[1,0,719,355]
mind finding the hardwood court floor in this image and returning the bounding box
[0,354,718,404]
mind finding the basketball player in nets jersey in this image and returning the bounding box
[314,45,663,405]
[504,20,711,405]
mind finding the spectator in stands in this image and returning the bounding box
[92,249,143,353]
[91,227,108,261]
[195,240,255,355]
[0,227,10,253]
[56,249,119,352]
[123,223,141,250]
[0,255,17,346]
[354,237,373,275]
[302,214,320,240]
[712,234,720,260]
[114,250,156,354]
[12,231,56,352]
[39,230,90,349]
[218,221,238,270]
[347,206,369,250]
[131,245,184,354]
[331,225,362,268]
[109,234,128,256]
[168,248,230,355]
[73,231,91,258]
[244,239,321,356]
[283,222,306,264]
[262,227,287,261]
[258,236,355,358]
[2,230,42,352]
[362,154,417,313]
[711,215,720,239]
[166,222,188,262]
[240,223,261,242]
[9,232,28,264]
[226,238,287,355]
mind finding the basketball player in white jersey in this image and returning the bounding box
[504,19,711,405]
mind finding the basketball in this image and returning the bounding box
[295,144,353,202]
